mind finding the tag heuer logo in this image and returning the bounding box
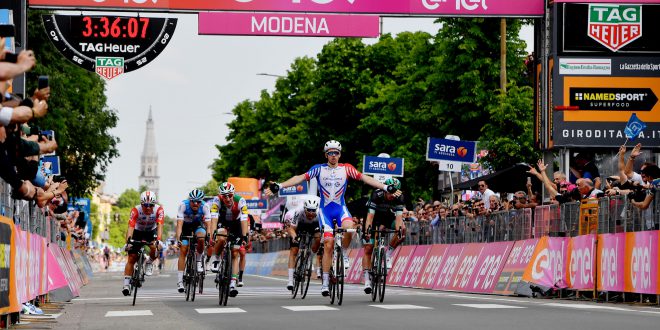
[588,4,642,52]
[95,57,124,80]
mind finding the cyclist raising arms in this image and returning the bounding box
[362,178,406,294]
[284,196,322,290]
[175,189,212,293]
[122,191,164,296]
[208,182,249,297]
[265,140,400,296]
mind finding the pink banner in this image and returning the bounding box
[14,227,28,304]
[567,234,596,290]
[444,243,486,291]
[261,222,283,229]
[27,233,44,300]
[50,246,80,296]
[554,0,660,3]
[414,244,449,289]
[523,237,569,289]
[433,244,466,290]
[46,247,68,292]
[467,241,514,293]
[624,231,658,294]
[388,245,416,286]
[493,238,538,295]
[345,248,365,284]
[401,245,431,287]
[597,233,625,292]
[199,12,380,38]
[30,0,545,17]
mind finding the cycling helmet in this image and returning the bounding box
[140,191,157,204]
[384,178,401,190]
[188,189,205,201]
[218,182,235,195]
[303,196,320,211]
[323,140,342,152]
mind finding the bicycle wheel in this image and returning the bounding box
[329,254,336,305]
[291,253,302,299]
[185,252,194,301]
[191,267,198,301]
[221,248,232,306]
[301,250,313,299]
[198,271,204,295]
[378,246,387,303]
[370,247,379,302]
[336,247,345,306]
[217,253,225,306]
[132,252,143,306]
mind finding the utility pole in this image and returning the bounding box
[500,18,507,94]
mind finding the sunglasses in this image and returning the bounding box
[478,184,485,187]
[304,208,317,213]
[326,151,340,156]
[190,200,202,205]
[220,193,234,198]
[142,203,155,208]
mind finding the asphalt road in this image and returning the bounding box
[41,269,660,330]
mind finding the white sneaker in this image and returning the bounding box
[196,261,204,273]
[145,262,153,276]
[386,249,394,269]
[229,280,238,297]
[364,281,372,294]
[287,281,294,291]
[316,268,322,279]
[321,285,330,296]
[177,281,184,293]
[238,281,244,287]
[210,261,220,273]
[343,255,350,269]
[122,285,130,296]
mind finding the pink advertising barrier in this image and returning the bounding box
[522,237,569,289]
[624,231,658,294]
[414,244,450,289]
[567,234,596,290]
[199,12,380,38]
[597,233,625,292]
[14,227,27,304]
[433,244,466,290]
[30,0,546,17]
[47,247,69,292]
[388,245,416,287]
[401,245,432,288]
[493,238,538,295]
[345,248,365,284]
[467,241,514,293]
[49,245,81,297]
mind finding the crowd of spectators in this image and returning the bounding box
[0,25,75,245]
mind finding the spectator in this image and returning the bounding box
[478,180,495,209]
[630,165,660,230]
[487,195,503,213]
[570,152,601,189]
[577,178,604,200]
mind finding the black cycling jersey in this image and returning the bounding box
[366,189,405,227]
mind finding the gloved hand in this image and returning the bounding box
[269,182,281,193]
[386,184,398,194]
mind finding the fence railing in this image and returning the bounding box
[0,180,56,244]
[250,194,660,253]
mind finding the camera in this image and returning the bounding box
[53,175,66,183]
[38,76,49,90]
[627,188,646,203]
[2,52,17,63]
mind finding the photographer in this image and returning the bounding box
[630,165,660,231]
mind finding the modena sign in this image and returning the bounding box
[29,0,545,17]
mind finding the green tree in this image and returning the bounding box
[90,202,99,241]
[197,178,219,197]
[116,188,140,209]
[27,10,119,196]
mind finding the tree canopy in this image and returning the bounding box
[212,18,538,201]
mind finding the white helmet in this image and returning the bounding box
[323,140,342,152]
[303,196,320,211]
[140,191,157,204]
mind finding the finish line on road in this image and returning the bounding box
[105,310,153,317]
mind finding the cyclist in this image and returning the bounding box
[208,182,249,297]
[284,196,322,290]
[122,191,164,296]
[175,189,212,293]
[265,140,400,296]
[157,240,166,271]
[361,178,406,294]
[236,213,261,287]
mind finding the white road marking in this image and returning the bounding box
[105,310,153,317]
[370,304,432,310]
[195,308,246,314]
[543,303,632,311]
[282,305,339,311]
[454,304,526,309]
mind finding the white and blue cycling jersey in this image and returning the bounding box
[304,163,362,233]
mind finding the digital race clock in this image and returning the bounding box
[42,15,177,79]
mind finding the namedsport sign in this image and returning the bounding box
[30,0,545,17]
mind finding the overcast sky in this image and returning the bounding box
[101,13,533,217]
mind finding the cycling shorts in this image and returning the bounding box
[180,222,206,246]
[318,202,352,235]
[128,230,156,253]
[217,219,243,237]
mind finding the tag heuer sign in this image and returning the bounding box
[96,57,124,80]
[588,4,642,52]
